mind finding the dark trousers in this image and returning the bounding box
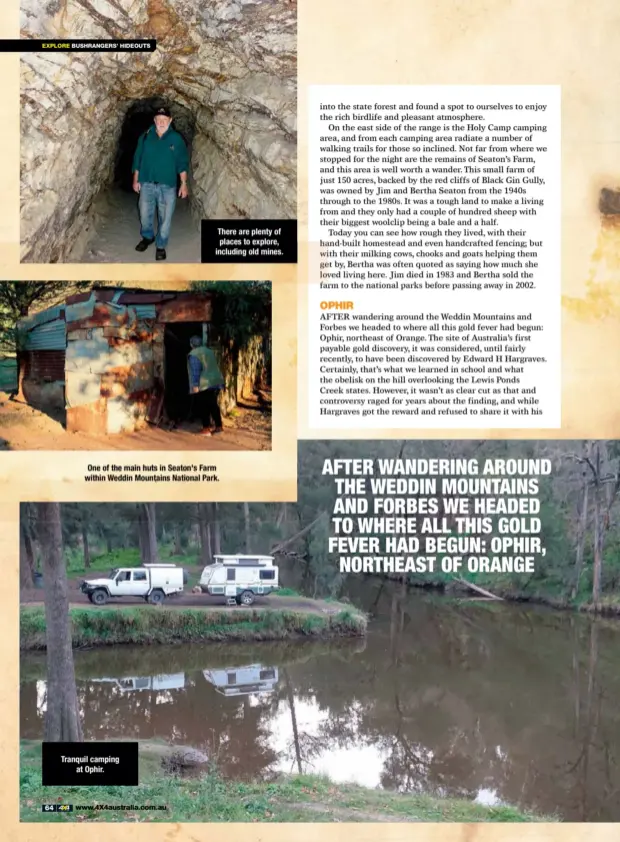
[194,388,222,429]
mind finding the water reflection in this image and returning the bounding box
[91,674,186,693]
[203,665,279,697]
[20,586,620,822]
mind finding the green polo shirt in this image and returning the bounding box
[132,126,189,188]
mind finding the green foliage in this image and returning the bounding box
[66,547,142,574]
[19,604,367,649]
[0,281,89,355]
[19,742,548,823]
[191,281,271,352]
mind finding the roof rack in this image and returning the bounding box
[143,563,178,568]
[212,554,274,567]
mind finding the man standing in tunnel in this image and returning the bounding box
[188,335,225,436]
[132,106,190,260]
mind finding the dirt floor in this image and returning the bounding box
[0,393,271,451]
[20,587,343,615]
[68,189,201,264]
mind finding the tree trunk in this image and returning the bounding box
[211,503,221,555]
[591,450,603,603]
[172,522,183,556]
[106,533,113,554]
[243,502,251,554]
[20,518,35,589]
[13,348,25,401]
[143,503,159,564]
[271,513,327,554]
[137,505,148,564]
[276,503,288,532]
[81,517,90,569]
[37,502,83,742]
[571,482,589,599]
[454,576,504,600]
[197,504,212,565]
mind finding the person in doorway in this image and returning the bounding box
[188,335,225,436]
[132,106,190,261]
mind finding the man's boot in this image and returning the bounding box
[156,248,167,261]
[135,237,155,252]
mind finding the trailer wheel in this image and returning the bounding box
[148,589,165,605]
[91,589,108,606]
[240,590,255,606]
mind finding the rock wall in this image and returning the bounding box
[20,0,297,262]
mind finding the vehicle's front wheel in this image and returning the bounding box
[91,589,108,606]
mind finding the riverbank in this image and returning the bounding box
[396,574,620,619]
[19,741,547,823]
[19,603,367,650]
[453,585,620,618]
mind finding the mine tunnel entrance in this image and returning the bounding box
[164,322,206,424]
[114,98,196,193]
[69,97,201,263]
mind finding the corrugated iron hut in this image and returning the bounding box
[16,287,216,434]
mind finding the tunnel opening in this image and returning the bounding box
[114,98,196,194]
[164,322,206,424]
[72,96,202,263]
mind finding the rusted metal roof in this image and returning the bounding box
[116,292,179,304]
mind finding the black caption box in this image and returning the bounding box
[42,742,139,786]
[0,39,156,52]
[201,219,298,263]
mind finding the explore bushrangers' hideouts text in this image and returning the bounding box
[307,85,561,429]
[323,455,549,576]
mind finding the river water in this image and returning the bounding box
[20,580,620,821]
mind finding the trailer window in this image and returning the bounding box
[259,669,276,681]
[133,571,147,581]
[227,672,236,685]
[227,569,236,581]
[259,570,275,580]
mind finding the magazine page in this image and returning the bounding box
[0,1,618,842]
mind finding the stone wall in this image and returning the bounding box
[20,0,297,262]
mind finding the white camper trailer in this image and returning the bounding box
[203,664,279,696]
[199,555,279,605]
[80,563,187,605]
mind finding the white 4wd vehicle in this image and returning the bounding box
[80,563,187,606]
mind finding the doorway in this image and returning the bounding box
[163,322,205,423]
